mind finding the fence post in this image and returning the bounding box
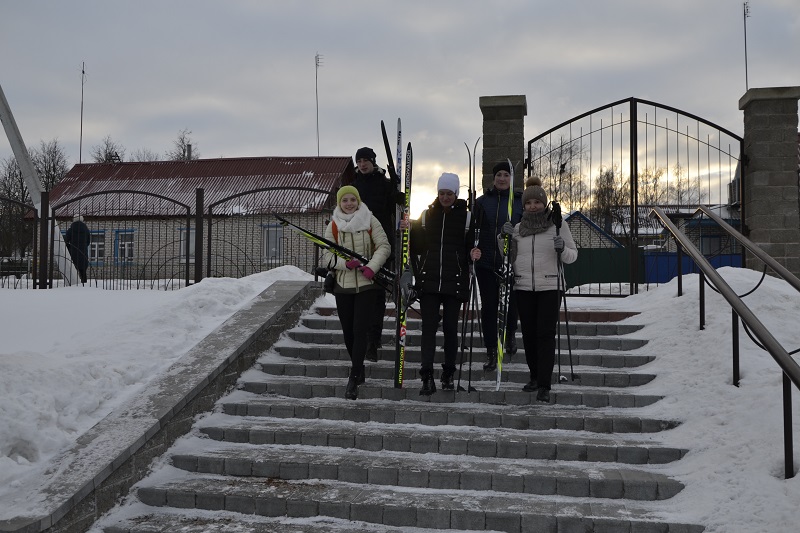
[37,191,49,288]
[732,309,740,386]
[194,188,204,284]
[629,98,639,295]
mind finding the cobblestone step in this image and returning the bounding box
[136,473,703,532]
[275,342,656,368]
[219,392,680,434]
[258,358,656,387]
[197,414,687,465]
[238,375,664,408]
[170,442,684,500]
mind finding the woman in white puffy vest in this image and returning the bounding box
[499,177,577,403]
[323,185,391,400]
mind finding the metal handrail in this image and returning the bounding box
[650,206,800,479]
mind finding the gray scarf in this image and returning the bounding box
[518,209,552,237]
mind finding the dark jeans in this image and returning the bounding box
[515,289,560,390]
[475,266,518,349]
[335,289,379,374]
[419,292,461,373]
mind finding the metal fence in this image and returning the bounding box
[1,187,334,290]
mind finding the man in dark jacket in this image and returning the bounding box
[474,162,523,371]
[352,147,404,361]
[408,173,480,395]
[65,215,91,284]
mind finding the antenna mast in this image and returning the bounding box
[743,2,751,91]
[315,53,323,156]
[80,62,86,163]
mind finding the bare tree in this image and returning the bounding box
[529,138,589,212]
[0,156,33,258]
[30,139,70,191]
[129,147,161,162]
[589,165,630,235]
[90,135,126,163]
[165,128,199,161]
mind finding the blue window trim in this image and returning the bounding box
[113,228,137,265]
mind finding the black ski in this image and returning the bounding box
[394,142,413,388]
[275,215,395,291]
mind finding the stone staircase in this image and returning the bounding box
[100,302,704,533]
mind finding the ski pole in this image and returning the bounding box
[551,201,574,382]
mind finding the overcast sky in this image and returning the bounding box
[2,0,798,214]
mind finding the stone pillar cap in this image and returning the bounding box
[739,86,800,110]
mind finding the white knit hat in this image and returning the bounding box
[437,172,460,196]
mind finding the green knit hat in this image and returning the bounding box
[336,185,361,206]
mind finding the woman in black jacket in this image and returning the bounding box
[407,173,481,395]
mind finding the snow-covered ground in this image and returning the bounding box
[1,266,799,532]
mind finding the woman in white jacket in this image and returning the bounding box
[323,185,391,400]
[500,177,578,402]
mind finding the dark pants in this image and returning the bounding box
[475,266,518,349]
[515,289,560,390]
[335,289,378,375]
[369,289,387,345]
[419,292,461,373]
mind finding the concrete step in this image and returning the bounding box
[219,392,680,435]
[136,472,703,532]
[302,315,645,336]
[275,342,656,368]
[237,374,664,408]
[286,329,649,350]
[103,508,454,532]
[196,414,687,465]
[170,441,684,500]
[258,358,656,387]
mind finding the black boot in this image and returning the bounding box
[357,364,366,385]
[483,348,497,371]
[366,341,378,363]
[536,387,551,403]
[440,367,455,390]
[420,369,437,396]
[345,367,361,400]
[506,335,517,355]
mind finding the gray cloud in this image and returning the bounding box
[1,0,798,214]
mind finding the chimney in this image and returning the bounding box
[187,144,192,160]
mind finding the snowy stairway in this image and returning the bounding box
[102,302,704,532]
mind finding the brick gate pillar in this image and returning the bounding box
[479,95,527,193]
[739,86,800,278]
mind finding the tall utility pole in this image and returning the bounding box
[315,52,323,156]
[79,62,86,163]
[743,2,751,91]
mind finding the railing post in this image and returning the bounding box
[699,271,705,330]
[784,374,795,479]
[37,191,49,288]
[732,309,740,387]
[677,244,683,297]
[194,187,204,284]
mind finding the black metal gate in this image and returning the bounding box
[205,187,335,279]
[526,97,743,294]
[51,191,193,289]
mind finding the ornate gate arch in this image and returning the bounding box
[526,97,743,294]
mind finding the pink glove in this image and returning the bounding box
[359,266,375,280]
[345,258,361,270]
